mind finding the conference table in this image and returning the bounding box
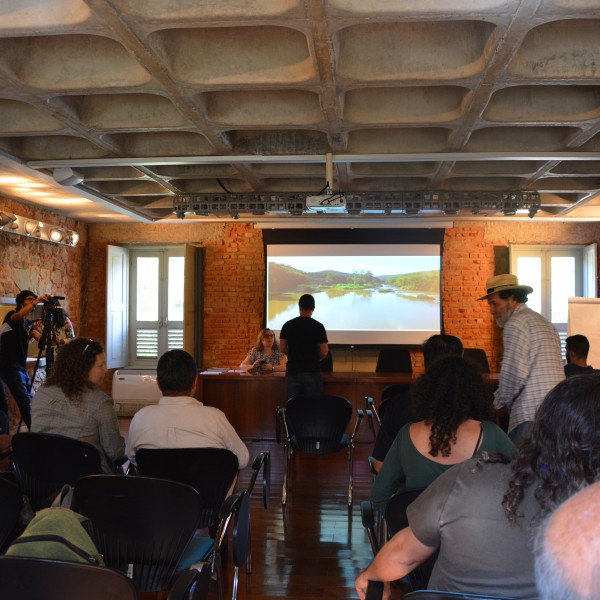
[197,370,499,441]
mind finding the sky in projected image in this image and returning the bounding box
[267,254,440,334]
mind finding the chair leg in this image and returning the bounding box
[246,523,252,574]
[282,443,290,505]
[348,444,354,507]
[231,565,240,600]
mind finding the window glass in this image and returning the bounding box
[168,256,184,322]
[136,257,159,321]
[551,256,575,323]
[516,256,542,314]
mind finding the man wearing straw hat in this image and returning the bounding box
[478,274,564,445]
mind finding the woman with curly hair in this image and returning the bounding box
[371,355,515,508]
[31,337,125,473]
[357,375,600,600]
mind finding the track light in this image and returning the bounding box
[0,209,79,246]
[25,220,43,236]
[49,228,64,242]
[0,211,16,228]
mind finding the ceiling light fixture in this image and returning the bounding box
[0,209,79,247]
[49,228,64,242]
[25,220,43,236]
[52,167,84,187]
[0,211,16,228]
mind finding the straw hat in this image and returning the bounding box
[477,274,533,300]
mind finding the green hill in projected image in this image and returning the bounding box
[269,262,439,296]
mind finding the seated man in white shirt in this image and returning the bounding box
[126,349,249,470]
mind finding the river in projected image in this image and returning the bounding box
[268,288,439,331]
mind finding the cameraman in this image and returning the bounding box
[0,290,50,430]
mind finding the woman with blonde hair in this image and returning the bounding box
[240,328,287,373]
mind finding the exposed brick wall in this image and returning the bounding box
[85,221,264,370]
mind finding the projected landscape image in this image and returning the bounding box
[267,256,440,333]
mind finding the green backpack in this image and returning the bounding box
[6,506,104,566]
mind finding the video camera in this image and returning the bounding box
[42,295,67,328]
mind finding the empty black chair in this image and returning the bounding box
[376,348,413,373]
[0,475,23,551]
[11,432,101,511]
[0,556,139,600]
[243,450,270,574]
[178,491,251,600]
[136,447,239,529]
[74,475,201,593]
[463,348,491,374]
[277,395,363,506]
[385,488,438,591]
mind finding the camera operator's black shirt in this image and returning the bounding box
[0,311,33,370]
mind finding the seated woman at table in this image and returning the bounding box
[31,337,125,473]
[371,355,515,509]
[240,328,287,373]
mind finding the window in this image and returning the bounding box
[510,244,597,353]
[129,248,185,365]
[107,244,203,369]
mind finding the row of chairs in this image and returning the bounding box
[0,432,271,600]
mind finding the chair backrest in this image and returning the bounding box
[74,474,201,593]
[463,348,491,374]
[285,395,352,454]
[379,383,412,421]
[385,488,438,592]
[0,475,23,551]
[384,487,425,536]
[376,348,413,373]
[135,447,239,529]
[11,432,102,511]
[0,556,138,600]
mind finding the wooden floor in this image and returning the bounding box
[222,439,377,600]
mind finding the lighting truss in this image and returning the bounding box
[173,191,541,218]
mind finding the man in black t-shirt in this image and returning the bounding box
[279,294,328,399]
[0,290,49,429]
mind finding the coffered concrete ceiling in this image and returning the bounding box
[0,0,600,223]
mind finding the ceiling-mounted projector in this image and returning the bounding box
[305,194,346,213]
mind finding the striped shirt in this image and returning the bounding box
[494,303,565,432]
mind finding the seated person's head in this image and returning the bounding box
[157,349,197,396]
[534,481,600,600]
[565,334,590,361]
[422,334,463,368]
[45,337,106,402]
[411,355,491,457]
[502,374,600,524]
[256,328,278,351]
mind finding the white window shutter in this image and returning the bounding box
[106,245,129,368]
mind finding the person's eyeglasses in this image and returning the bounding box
[263,334,275,338]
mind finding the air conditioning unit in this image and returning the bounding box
[112,369,161,416]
